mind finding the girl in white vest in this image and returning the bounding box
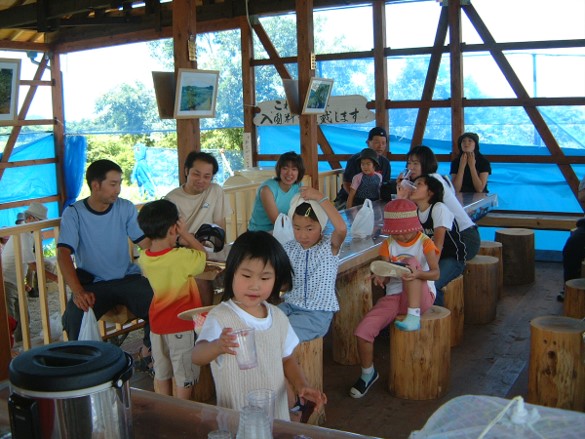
[192,231,326,421]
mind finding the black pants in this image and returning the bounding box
[563,226,585,282]
[62,274,153,347]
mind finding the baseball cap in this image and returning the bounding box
[368,127,387,141]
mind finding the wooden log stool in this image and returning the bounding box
[528,316,585,411]
[463,255,499,324]
[495,228,535,286]
[443,275,464,347]
[293,337,325,425]
[564,278,585,319]
[478,240,503,299]
[333,263,373,365]
[389,306,451,400]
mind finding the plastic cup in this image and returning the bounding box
[246,388,275,430]
[232,328,257,370]
[208,431,232,439]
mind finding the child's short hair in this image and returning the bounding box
[415,175,444,204]
[222,231,293,303]
[275,151,305,183]
[137,199,179,240]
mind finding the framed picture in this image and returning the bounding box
[174,68,219,119]
[302,77,334,115]
[0,58,21,121]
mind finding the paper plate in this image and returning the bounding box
[177,305,216,321]
[370,260,412,278]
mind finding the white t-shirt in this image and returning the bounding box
[165,183,232,234]
[2,233,34,285]
[197,300,299,365]
[417,201,454,230]
[430,173,475,231]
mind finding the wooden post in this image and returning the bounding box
[332,264,373,365]
[389,306,451,400]
[463,255,498,324]
[443,274,464,347]
[296,0,319,190]
[528,316,585,411]
[173,0,200,183]
[478,240,503,299]
[293,337,325,425]
[564,278,585,319]
[495,228,535,286]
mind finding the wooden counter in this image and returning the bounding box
[0,383,380,439]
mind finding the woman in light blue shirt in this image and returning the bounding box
[248,151,305,232]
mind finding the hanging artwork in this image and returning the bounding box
[0,58,20,121]
[174,68,219,119]
[302,77,334,115]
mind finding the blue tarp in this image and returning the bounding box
[258,125,580,255]
[0,134,86,228]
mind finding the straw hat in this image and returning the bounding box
[382,199,422,235]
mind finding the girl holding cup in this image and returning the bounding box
[192,231,326,421]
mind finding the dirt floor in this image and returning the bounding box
[121,260,565,439]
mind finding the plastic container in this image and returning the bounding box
[410,394,585,438]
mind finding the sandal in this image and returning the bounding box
[135,347,154,378]
[290,397,316,424]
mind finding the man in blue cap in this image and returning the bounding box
[334,127,391,209]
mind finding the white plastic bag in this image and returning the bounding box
[350,199,375,239]
[273,212,295,245]
[78,308,102,341]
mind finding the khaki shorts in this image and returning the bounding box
[150,330,199,388]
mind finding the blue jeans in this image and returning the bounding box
[434,257,465,306]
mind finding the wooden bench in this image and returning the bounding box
[477,211,581,231]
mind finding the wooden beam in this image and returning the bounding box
[372,0,388,137]
[0,260,9,381]
[463,4,581,200]
[449,0,463,155]
[297,0,319,190]
[0,158,57,170]
[411,6,448,148]
[51,51,67,211]
[240,16,258,167]
[173,0,200,184]
[251,20,292,80]
[0,56,49,181]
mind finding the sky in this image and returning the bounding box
[1,0,583,122]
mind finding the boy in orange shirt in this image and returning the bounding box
[137,199,207,399]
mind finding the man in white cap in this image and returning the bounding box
[2,202,58,341]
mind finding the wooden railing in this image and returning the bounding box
[222,169,343,242]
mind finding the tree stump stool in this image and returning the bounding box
[495,228,535,285]
[528,316,585,411]
[389,306,451,400]
[463,255,499,324]
[564,278,585,319]
[478,240,503,299]
[153,364,215,402]
[293,337,325,425]
[443,275,464,347]
[333,264,373,365]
